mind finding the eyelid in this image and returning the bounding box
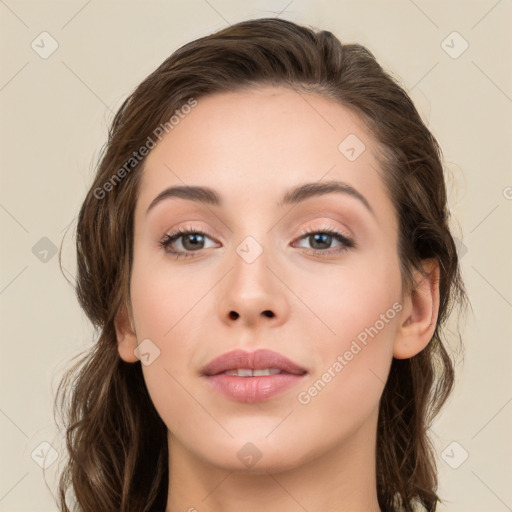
[295,222,353,241]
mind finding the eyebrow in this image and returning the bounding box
[146,180,374,216]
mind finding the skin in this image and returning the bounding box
[115,86,440,512]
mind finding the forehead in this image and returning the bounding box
[136,85,392,219]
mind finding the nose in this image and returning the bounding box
[218,246,290,329]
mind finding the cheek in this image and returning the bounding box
[292,252,401,412]
[129,249,211,341]
[294,299,399,438]
[128,253,215,431]
[291,249,402,346]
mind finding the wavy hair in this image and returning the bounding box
[55,17,467,512]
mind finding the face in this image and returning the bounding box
[122,86,405,472]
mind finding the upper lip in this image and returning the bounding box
[201,349,307,376]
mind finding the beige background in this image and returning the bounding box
[1,1,511,510]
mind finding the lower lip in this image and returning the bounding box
[206,373,305,403]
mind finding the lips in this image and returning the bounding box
[201,349,307,377]
[201,349,307,403]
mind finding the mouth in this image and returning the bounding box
[219,368,286,377]
[201,349,307,403]
[201,348,307,377]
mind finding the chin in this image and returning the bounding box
[192,435,310,474]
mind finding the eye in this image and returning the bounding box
[159,227,218,258]
[158,225,355,259]
[292,226,355,255]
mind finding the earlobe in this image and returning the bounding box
[114,304,139,363]
[393,259,440,359]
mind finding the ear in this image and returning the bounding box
[114,303,139,363]
[394,259,440,359]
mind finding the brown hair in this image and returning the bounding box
[55,17,467,512]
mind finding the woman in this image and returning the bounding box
[55,17,467,512]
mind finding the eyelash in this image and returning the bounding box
[158,225,355,259]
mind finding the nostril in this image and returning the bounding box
[262,310,274,318]
[229,311,239,320]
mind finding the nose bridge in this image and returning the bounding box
[231,238,270,295]
[218,232,289,327]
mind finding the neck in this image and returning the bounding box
[165,409,382,512]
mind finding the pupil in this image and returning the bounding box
[311,233,331,249]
